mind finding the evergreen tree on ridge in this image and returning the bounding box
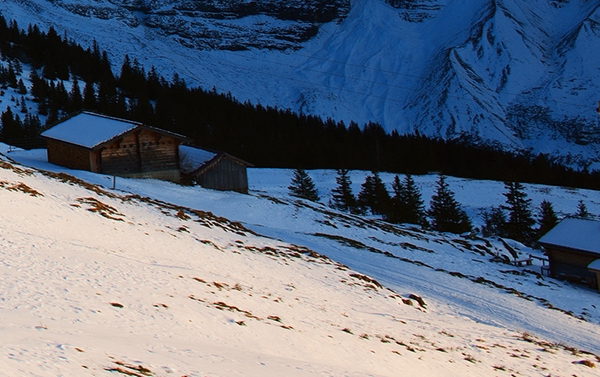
[288,168,320,202]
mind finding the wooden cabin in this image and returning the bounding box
[179,145,252,193]
[538,217,600,290]
[41,112,188,183]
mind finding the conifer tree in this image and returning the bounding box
[357,171,390,216]
[428,175,471,234]
[537,200,558,238]
[389,174,426,225]
[330,168,358,213]
[16,78,26,94]
[54,80,69,110]
[501,181,535,243]
[357,174,375,213]
[82,81,97,110]
[19,96,26,113]
[22,113,41,137]
[480,206,507,237]
[575,200,591,219]
[0,107,23,140]
[288,168,320,202]
[67,77,83,112]
[118,54,134,93]
[37,97,48,116]
[6,62,17,88]
[29,71,47,101]
[387,175,403,223]
[97,80,117,114]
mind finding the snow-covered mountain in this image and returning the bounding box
[1,0,600,168]
[3,144,600,376]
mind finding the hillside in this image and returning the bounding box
[1,145,599,376]
[0,0,599,168]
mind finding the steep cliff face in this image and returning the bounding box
[1,0,600,168]
[398,0,600,166]
[45,0,350,50]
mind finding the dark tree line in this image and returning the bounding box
[481,183,596,245]
[290,169,470,234]
[0,14,598,190]
[292,169,596,243]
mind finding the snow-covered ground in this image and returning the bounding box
[1,145,599,376]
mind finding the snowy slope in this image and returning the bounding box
[1,0,600,168]
[2,145,600,376]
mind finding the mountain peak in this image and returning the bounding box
[1,0,600,168]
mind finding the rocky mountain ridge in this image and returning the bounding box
[47,0,350,50]
[1,0,600,169]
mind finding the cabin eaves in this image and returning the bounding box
[41,112,188,150]
[538,217,600,256]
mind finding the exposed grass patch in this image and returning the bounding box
[408,294,427,308]
[0,160,35,176]
[572,359,596,368]
[349,273,382,290]
[213,301,260,320]
[175,209,190,220]
[77,197,124,221]
[44,171,117,197]
[463,353,479,363]
[105,360,153,376]
[1,181,43,196]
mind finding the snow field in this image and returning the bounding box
[0,148,599,375]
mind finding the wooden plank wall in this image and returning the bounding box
[195,157,249,193]
[46,139,92,171]
[547,247,598,284]
[138,130,180,172]
[99,130,180,176]
[99,133,141,175]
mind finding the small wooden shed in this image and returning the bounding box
[41,112,188,183]
[179,145,252,193]
[538,217,600,290]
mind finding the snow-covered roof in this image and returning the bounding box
[179,145,218,174]
[588,259,600,271]
[538,217,600,255]
[41,112,141,149]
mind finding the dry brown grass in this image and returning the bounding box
[44,171,118,197]
[175,209,190,220]
[349,273,382,290]
[213,301,260,320]
[76,197,124,221]
[573,359,596,368]
[0,160,34,176]
[0,180,43,196]
[408,294,427,308]
[105,360,153,376]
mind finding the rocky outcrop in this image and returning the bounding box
[51,0,350,50]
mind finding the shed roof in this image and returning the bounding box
[179,145,252,175]
[41,112,188,150]
[589,259,600,272]
[179,145,218,174]
[538,217,600,255]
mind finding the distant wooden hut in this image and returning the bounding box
[41,112,189,183]
[179,145,252,193]
[538,217,600,290]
